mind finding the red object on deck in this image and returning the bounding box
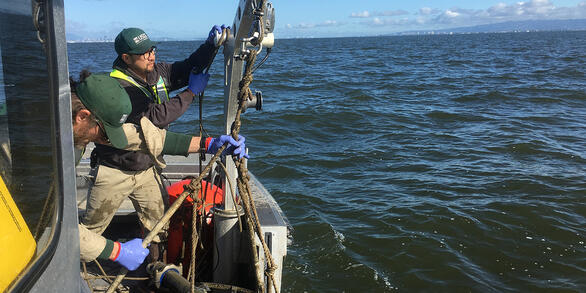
[166,179,223,271]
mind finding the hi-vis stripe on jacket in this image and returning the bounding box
[110,69,169,104]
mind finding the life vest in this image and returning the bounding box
[110,69,169,104]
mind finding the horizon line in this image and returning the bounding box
[66,28,586,43]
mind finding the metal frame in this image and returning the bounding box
[6,0,81,291]
[223,0,256,210]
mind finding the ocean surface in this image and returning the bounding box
[68,31,585,292]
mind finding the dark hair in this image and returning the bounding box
[70,69,97,124]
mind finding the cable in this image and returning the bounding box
[251,48,272,74]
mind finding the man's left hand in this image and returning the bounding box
[187,72,210,95]
[206,134,249,159]
[206,25,229,47]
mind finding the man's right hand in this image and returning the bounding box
[114,238,149,271]
[188,72,210,95]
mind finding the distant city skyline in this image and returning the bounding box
[64,0,586,40]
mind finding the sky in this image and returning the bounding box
[63,0,586,40]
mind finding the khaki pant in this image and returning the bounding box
[81,164,167,243]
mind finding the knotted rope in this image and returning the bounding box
[231,49,279,293]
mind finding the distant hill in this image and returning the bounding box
[65,34,195,43]
[399,19,586,35]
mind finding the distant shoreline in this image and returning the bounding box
[66,29,586,43]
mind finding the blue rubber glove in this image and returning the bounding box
[229,135,249,159]
[206,24,229,46]
[206,135,249,159]
[188,72,210,95]
[114,238,149,271]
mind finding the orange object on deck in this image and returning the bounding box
[166,179,223,213]
[166,179,223,271]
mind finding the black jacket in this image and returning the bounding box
[92,42,215,171]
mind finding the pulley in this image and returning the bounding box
[242,90,263,112]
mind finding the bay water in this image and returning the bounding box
[68,31,586,292]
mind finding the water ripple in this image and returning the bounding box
[67,31,586,292]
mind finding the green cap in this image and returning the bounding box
[114,28,156,55]
[76,74,131,149]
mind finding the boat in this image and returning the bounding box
[0,0,289,292]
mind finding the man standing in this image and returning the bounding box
[81,26,226,261]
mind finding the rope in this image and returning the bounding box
[222,2,281,291]
[83,275,149,281]
[199,281,255,293]
[105,145,227,293]
[190,188,201,293]
[94,260,114,284]
[232,48,279,293]
[190,27,229,293]
[81,262,94,293]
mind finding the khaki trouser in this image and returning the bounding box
[81,164,167,243]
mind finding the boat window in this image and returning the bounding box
[0,1,60,290]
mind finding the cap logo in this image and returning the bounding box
[133,33,148,44]
[119,114,128,123]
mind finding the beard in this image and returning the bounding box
[73,130,88,149]
[145,62,155,73]
[72,122,92,148]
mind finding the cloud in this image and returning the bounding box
[375,10,409,17]
[444,10,460,18]
[351,11,370,18]
[430,8,480,24]
[419,7,436,16]
[367,17,413,26]
[284,0,586,36]
[286,20,346,29]
[466,0,584,21]
[486,0,555,18]
[350,10,408,18]
[549,1,586,19]
[410,0,586,28]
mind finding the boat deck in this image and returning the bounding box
[75,144,290,292]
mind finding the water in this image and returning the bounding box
[68,31,586,292]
